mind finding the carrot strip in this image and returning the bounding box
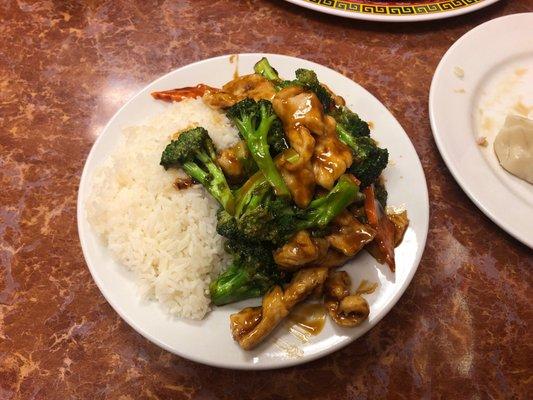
[363,186,379,227]
[364,185,396,272]
[151,84,219,102]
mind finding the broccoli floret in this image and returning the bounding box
[254,57,282,83]
[215,208,240,240]
[268,118,289,156]
[334,118,388,188]
[238,197,297,245]
[331,106,370,138]
[217,172,296,245]
[347,137,388,188]
[209,240,287,306]
[226,99,290,198]
[294,68,333,112]
[160,127,235,213]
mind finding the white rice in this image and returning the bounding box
[86,98,239,319]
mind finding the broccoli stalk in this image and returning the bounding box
[296,174,363,231]
[226,99,290,198]
[160,127,235,213]
[209,240,286,305]
[254,57,282,82]
[217,173,362,246]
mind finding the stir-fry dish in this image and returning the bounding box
[152,58,409,350]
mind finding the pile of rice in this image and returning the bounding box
[87,99,239,319]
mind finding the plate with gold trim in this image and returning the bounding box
[284,0,502,22]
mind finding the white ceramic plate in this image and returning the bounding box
[429,14,533,248]
[284,0,501,22]
[78,53,429,369]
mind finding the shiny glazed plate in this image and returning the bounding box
[77,54,429,369]
[284,0,502,22]
[429,14,533,248]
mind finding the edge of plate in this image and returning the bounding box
[429,14,533,249]
[283,0,502,22]
[77,53,430,369]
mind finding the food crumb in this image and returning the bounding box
[454,66,465,79]
[174,177,194,190]
[515,68,527,77]
[481,116,494,133]
[368,121,375,130]
[512,100,533,117]
[476,136,488,147]
[454,88,466,94]
[355,280,378,295]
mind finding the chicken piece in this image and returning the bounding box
[217,141,254,183]
[274,230,329,270]
[283,267,329,309]
[327,211,376,256]
[324,271,370,327]
[283,125,315,170]
[229,306,262,342]
[273,86,325,135]
[203,90,241,108]
[387,210,409,246]
[314,248,352,269]
[312,116,353,189]
[217,148,243,182]
[230,267,329,350]
[230,287,288,351]
[324,270,351,299]
[272,86,332,207]
[331,295,370,327]
[276,155,315,208]
[222,74,276,102]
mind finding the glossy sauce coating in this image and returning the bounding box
[289,303,327,336]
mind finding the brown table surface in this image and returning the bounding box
[1,0,532,398]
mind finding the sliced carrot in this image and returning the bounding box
[375,213,396,272]
[151,84,219,102]
[364,185,396,272]
[363,186,379,227]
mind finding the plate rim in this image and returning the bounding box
[429,13,533,249]
[283,0,502,22]
[77,53,430,369]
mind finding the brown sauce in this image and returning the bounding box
[174,177,194,190]
[229,54,239,79]
[288,303,326,336]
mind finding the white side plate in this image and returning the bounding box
[78,53,429,369]
[429,14,533,248]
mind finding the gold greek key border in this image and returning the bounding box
[302,0,485,15]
